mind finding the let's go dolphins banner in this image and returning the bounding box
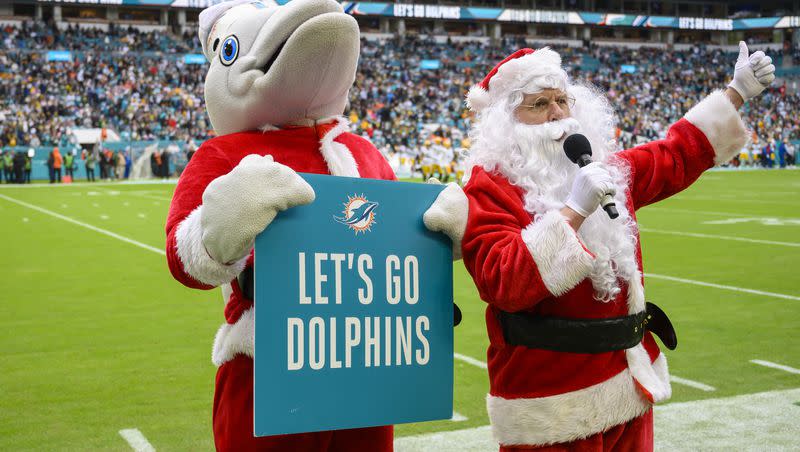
[253,174,453,436]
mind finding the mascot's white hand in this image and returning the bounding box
[423,178,468,260]
[565,162,616,218]
[728,41,775,102]
[200,154,315,264]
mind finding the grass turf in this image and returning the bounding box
[1,169,798,450]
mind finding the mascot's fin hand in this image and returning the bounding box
[423,179,468,261]
[200,154,315,264]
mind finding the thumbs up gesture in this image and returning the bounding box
[728,41,775,102]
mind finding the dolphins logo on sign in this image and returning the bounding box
[334,194,378,234]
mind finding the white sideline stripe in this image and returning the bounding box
[0,194,165,256]
[454,353,487,369]
[644,273,800,301]
[393,388,800,451]
[118,429,155,452]
[669,375,716,392]
[0,180,177,189]
[639,228,800,248]
[451,411,468,422]
[750,359,800,375]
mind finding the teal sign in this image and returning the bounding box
[253,174,453,436]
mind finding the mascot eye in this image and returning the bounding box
[219,35,239,66]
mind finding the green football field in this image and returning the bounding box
[1,169,799,450]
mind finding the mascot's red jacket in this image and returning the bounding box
[164,1,466,450]
[166,121,396,451]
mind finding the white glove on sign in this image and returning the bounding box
[201,154,315,264]
[728,41,775,102]
[423,179,468,260]
[565,162,616,218]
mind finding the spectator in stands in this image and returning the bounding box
[0,151,9,183]
[159,150,170,179]
[64,150,75,181]
[778,139,788,168]
[84,146,97,182]
[12,150,25,184]
[24,148,33,183]
[115,151,126,180]
[124,149,132,179]
[52,147,63,183]
[150,150,160,178]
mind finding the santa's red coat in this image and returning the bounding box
[165,120,396,451]
[461,92,747,448]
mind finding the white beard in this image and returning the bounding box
[499,119,640,302]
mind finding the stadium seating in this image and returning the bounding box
[1,20,798,180]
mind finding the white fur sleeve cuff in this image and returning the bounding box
[684,90,748,165]
[520,210,594,297]
[174,206,248,287]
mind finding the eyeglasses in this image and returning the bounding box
[519,94,576,114]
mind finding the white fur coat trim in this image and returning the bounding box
[212,307,255,366]
[625,271,646,315]
[487,366,652,446]
[520,210,595,296]
[174,206,248,287]
[320,117,359,177]
[626,346,671,403]
[684,90,749,166]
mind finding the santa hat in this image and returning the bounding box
[466,47,567,112]
[198,0,258,60]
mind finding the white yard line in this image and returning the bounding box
[118,429,156,452]
[451,411,468,422]
[676,196,798,206]
[643,206,800,220]
[454,353,487,369]
[750,359,800,375]
[127,191,173,202]
[0,194,165,256]
[639,228,800,248]
[393,388,800,452]
[644,273,800,301]
[669,376,716,392]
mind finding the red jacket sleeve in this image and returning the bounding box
[614,118,716,211]
[165,142,234,290]
[461,167,594,312]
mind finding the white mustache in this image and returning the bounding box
[536,117,581,141]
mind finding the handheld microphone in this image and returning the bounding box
[563,134,619,219]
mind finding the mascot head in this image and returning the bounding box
[199,0,360,135]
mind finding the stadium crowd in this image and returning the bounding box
[0,20,797,182]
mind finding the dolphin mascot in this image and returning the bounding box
[164,0,467,449]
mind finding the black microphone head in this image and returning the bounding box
[563,134,592,164]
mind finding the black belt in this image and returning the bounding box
[497,302,677,354]
[237,267,463,326]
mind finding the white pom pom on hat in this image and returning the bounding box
[465,47,567,112]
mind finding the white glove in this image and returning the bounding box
[200,154,315,264]
[728,41,775,102]
[423,179,468,260]
[565,162,616,218]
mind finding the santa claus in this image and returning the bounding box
[461,44,773,450]
[164,0,467,450]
